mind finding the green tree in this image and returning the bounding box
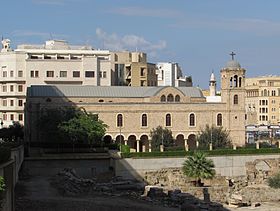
[0,121,24,142]
[59,111,107,149]
[38,107,77,143]
[0,176,5,192]
[150,126,174,151]
[182,151,215,186]
[197,124,232,150]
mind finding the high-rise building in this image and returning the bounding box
[111,51,157,86]
[245,76,280,125]
[0,39,110,126]
[156,62,192,87]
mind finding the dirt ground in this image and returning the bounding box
[15,175,179,211]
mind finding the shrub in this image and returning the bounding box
[120,144,130,153]
[0,147,11,164]
[268,172,280,189]
[0,176,5,192]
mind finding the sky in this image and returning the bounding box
[1,0,280,88]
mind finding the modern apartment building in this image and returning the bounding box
[245,76,280,125]
[0,39,112,126]
[156,62,192,87]
[111,51,158,86]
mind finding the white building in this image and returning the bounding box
[156,62,192,87]
[0,39,112,126]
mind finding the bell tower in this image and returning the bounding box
[220,52,246,146]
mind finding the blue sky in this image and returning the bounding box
[1,0,280,88]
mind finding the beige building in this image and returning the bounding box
[0,39,157,127]
[111,51,157,86]
[245,76,280,125]
[25,56,247,150]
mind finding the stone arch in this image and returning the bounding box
[160,95,166,102]
[167,94,174,102]
[187,134,196,150]
[175,95,180,102]
[175,134,185,148]
[128,135,137,152]
[115,135,124,145]
[140,134,149,152]
[103,135,113,145]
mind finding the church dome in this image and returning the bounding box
[225,60,241,69]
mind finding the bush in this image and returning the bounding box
[0,176,5,192]
[165,146,185,151]
[268,172,280,189]
[0,147,11,164]
[121,148,280,158]
[120,144,130,153]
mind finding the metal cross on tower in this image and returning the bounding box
[230,51,236,60]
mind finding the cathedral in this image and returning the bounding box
[25,55,246,151]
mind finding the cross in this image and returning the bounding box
[230,51,236,60]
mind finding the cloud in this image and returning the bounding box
[169,17,280,36]
[12,30,68,40]
[108,6,183,18]
[96,28,166,57]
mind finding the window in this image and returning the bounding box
[160,95,166,102]
[31,70,39,78]
[142,114,147,127]
[10,114,14,121]
[189,113,195,126]
[18,70,23,77]
[46,71,54,77]
[2,99,7,106]
[2,85,7,92]
[85,71,95,78]
[10,100,14,106]
[18,85,23,92]
[166,114,171,127]
[18,100,23,107]
[73,71,80,78]
[103,71,107,78]
[60,71,67,77]
[3,113,7,121]
[10,71,14,77]
[140,68,145,76]
[272,90,276,96]
[233,94,238,104]
[217,113,222,126]
[140,80,145,86]
[2,71,7,77]
[175,95,180,102]
[18,114,23,121]
[10,85,14,92]
[117,114,123,127]
[167,94,174,102]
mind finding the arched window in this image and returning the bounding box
[141,114,147,127]
[234,75,238,87]
[233,94,238,104]
[160,95,166,102]
[264,89,267,96]
[239,77,242,87]
[117,114,123,127]
[167,94,174,102]
[217,113,222,126]
[175,95,180,102]
[166,114,171,126]
[189,113,195,126]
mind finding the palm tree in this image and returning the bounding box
[182,151,215,186]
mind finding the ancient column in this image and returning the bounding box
[124,140,128,145]
[209,143,213,151]
[136,140,140,152]
[142,145,146,152]
[256,142,259,149]
[184,139,189,151]
[149,140,152,152]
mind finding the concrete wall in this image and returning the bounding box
[0,145,24,211]
[24,158,110,179]
[114,154,280,180]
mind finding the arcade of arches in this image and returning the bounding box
[103,133,198,152]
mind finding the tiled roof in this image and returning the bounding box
[27,85,204,98]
